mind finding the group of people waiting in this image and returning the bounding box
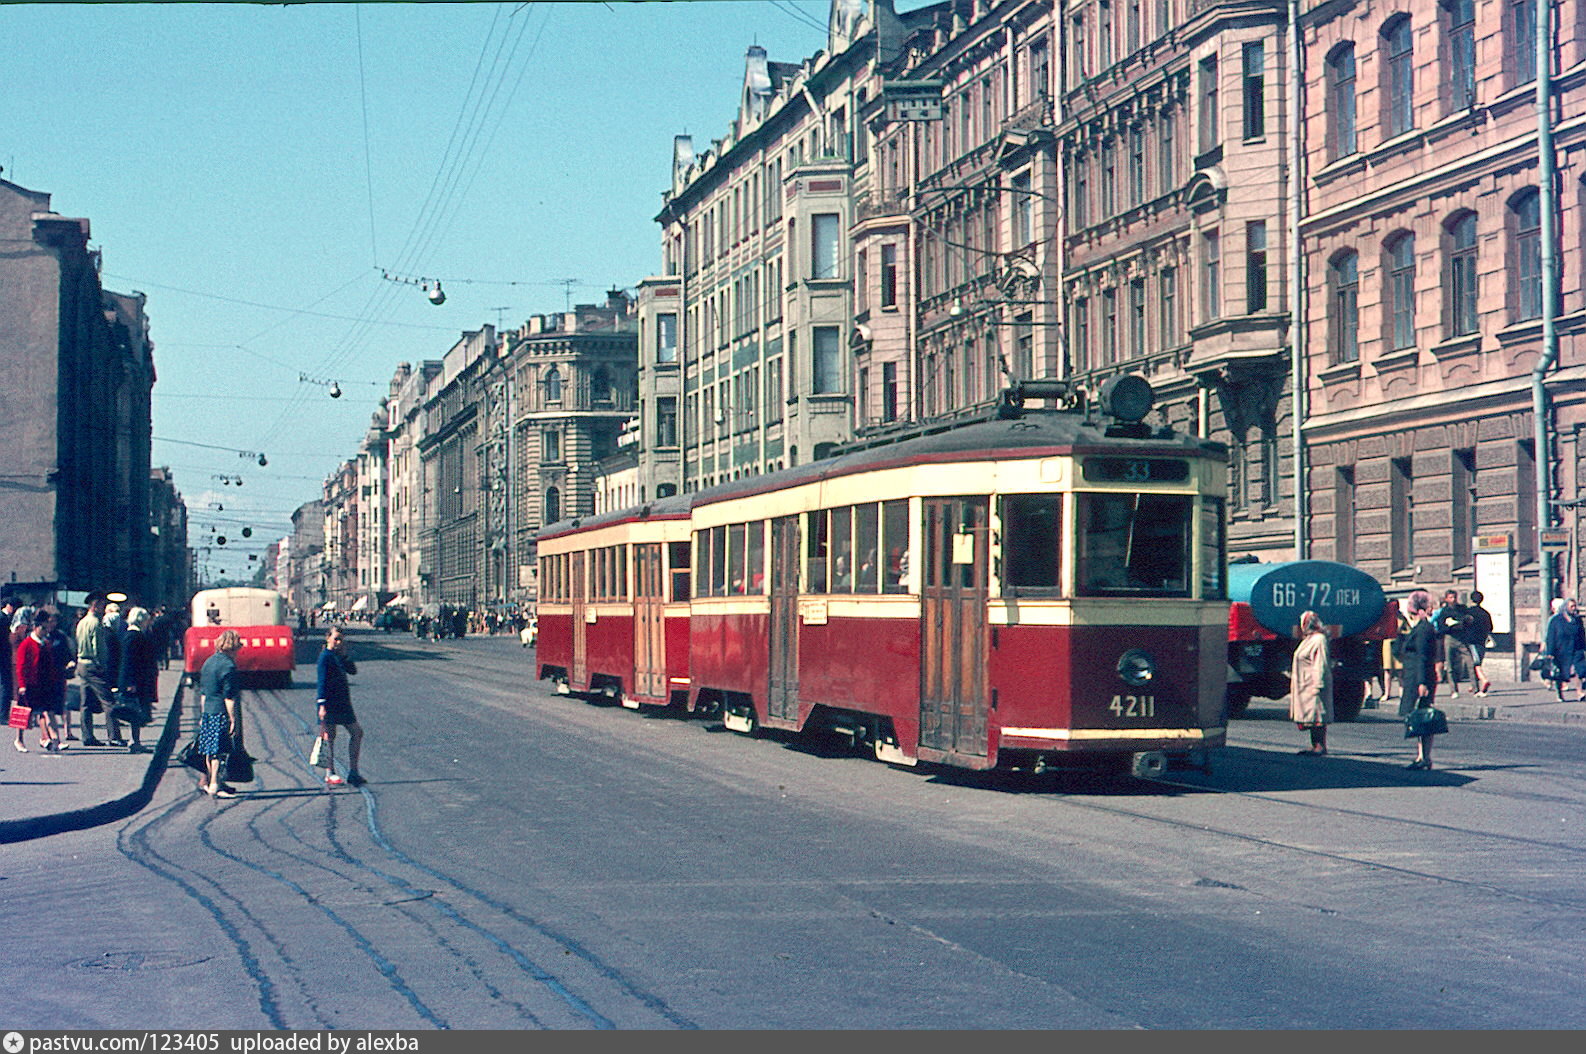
[5,592,174,755]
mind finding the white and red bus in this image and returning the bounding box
[184,586,296,688]
[537,376,1230,777]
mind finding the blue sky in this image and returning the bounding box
[3,1,879,579]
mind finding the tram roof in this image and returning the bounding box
[539,490,694,541]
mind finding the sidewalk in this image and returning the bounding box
[2,666,1582,843]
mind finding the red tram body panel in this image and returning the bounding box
[535,382,1230,777]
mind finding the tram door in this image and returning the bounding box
[919,497,989,757]
[767,515,800,722]
[633,543,666,699]
[570,550,589,688]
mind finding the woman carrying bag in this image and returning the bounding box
[1399,589,1446,770]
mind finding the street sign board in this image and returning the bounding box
[1540,530,1570,552]
[1474,533,1512,551]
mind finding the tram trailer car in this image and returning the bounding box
[1224,560,1400,722]
[538,376,1231,778]
[184,587,297,688]
[537,494,694,710]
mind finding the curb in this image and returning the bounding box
[0,683,186,845]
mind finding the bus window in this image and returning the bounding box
[831,506,854,593]
[1076,493,1193,597]
[807,511,829,593]
[854,503,879,593]
[1002,494,1063,592]
[746,520,766,594]
[669,541,692,601]
[882,499,909,594]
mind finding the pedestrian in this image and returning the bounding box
[1289,610,1332,755]
[0,594,19,720]
[1544,597,1586,703]
[74,592,114,746]
[314,626,365,787]
[1399,588,1442,770]
[1432,589,1474,697]
[115,607,158,754]
[195,629,243,798]
[14,609,67,752]
[1461,590,1495,698]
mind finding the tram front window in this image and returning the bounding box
[1076,493,1193,597]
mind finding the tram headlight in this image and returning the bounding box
[1117,649,1156,687]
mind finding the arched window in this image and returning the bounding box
[1445,212,1479,337]
[544,487,561,526]
[1385,233,1417,350]
[1328,250,1360,363]
[1327,43,1357,160]
[544,367,562,403]
[1511,190,1542,321]
[1442,0,1477,111]
[1382,16,1414,138]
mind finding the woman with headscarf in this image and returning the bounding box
[115,607,158,754]
[1399,589,1442,770]
[1544,597,1585,702]
[1290,610,1333,755]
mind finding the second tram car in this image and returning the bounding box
[185,586,297,687]
[537,376,1230,776]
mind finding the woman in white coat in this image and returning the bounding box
[1290,610,1333,755]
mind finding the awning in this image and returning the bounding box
[388,595,411,607]
[350,596,370,612]
[321,601,338,611]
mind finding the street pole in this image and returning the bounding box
[1531,0,1560,642]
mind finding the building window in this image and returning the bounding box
[544,487,561,527]
[1030,37,1049,100]
[1012,171,1034,247]
[1100,1,1114,69]
[1072,153,1090,228]
[1444,0,1477,112]
[1129,278,1146,355]
[1386,233,1416,350]
[1327,43,1357,160]
[1015,313,1033,379]
[813,325,842,393]
[656,396,678,448]
[1446,211,1478,337]
[1102,288,1118,366]
[1159,108,1177,191]
[1100,140,1116,218]
[1513,190,1543,321]
[1072,296,1090,373]
[1329,251,1360,364]
[1334,465,1357,566]
[1198,54,1219,155]
[1509,0,1537,86]
[1246,221,1268,313]
[811,212,840,279]
[880,243,899,308]
[542,428,561,463]
[656,312,677,363]
[767,356,784,423]
[1241,42,1265,139]
[1128,125,1145,208]
[544,367,562,403]
[1383,16,1415,138]
[1390,456,1413,572]
[882,361,898,422]
[1452,448,1477,568]
[856,248,868,315]
[1201,230,1221,322]
[1160,267,1178,348]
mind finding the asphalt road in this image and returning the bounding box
[3,629,1583,1029]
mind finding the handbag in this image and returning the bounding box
[8,704,32,730]
[225,751,256,783]
[308,736,330,768]
[177,737,207,773]
[1405,705,1450,738]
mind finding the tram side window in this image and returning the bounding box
[616,545,628,600]
[1201,497,1227,599]
[1002,493,1063,593]
[594,548,606,600]
[806,510,829,592]
[669,541,692,601]
[729,523,748,595]
[831,506,854,592]
[1076,493,1193,597]
[746,520,766,594]
[882,499,909,593]
[694,533,709,597]
[854,503,879,593]
[711,525,728,596]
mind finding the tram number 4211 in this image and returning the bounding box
[1108,694,1156,718]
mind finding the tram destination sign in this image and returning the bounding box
[1082,457,1190,483]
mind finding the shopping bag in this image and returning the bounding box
[8,704,31,730]
[178,737,207,773]
[225,752,256,783]
[1405,705,1449,738]
[308,736,330,768]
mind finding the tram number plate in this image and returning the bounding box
[1108,694,1156,719]
[1083,458,1189,483]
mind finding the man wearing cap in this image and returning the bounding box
[74,593,114,746]
[0,594,18,713]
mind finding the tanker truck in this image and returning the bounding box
[1225,559,1400,722]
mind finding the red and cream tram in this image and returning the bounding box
[537,376,1230,776]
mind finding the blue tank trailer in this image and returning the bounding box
[1225,560,1401,722]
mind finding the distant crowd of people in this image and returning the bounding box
[4,592,187,755]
